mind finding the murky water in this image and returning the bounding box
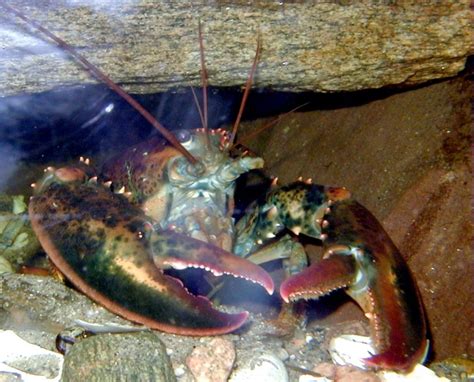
[0,3,472,382]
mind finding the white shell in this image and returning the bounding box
[229,352,289,382]
[329,334,448,382]
[329,334,375,370]
[0,330,64,382]
[299,375,332,382]
[379,364,450,382]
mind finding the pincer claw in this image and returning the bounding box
[280,199,428,372]
[29,178,273,336]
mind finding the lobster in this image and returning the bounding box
[2,3,428,371]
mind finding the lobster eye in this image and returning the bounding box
[177,130,191,143]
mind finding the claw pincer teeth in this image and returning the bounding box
[29,182,257,335]
[276,186,427,372]
[29,149,274,335]
[26,116,425,369]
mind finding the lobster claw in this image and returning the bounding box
[281,199,428,371]
[29,172,273,335]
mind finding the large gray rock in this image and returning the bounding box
[61,332,176,382]
[0,1,471,95]
[0,273,132,350]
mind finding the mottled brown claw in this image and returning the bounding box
[29,179,272,335]
[280,199,428,371]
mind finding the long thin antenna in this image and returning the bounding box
[190,86,206,130]
[236,102,309,146]
[198,21,210,148]
[2,3,198,164]
[227,35,262,148]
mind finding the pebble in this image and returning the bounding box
[379,364,450,382]
[185,338,235,382]
[229,351,289,382]
[275,347,290,362]
[299,375,331,382]
[311,362,381,382]
[174,365,186,378]
[61,332,175,382]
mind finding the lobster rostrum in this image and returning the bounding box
[5,3,427,372]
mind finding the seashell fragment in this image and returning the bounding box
[229,351,289,382]
[0,330,64,382]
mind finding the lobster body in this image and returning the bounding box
[9,2,427,371]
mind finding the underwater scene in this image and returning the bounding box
[0,2,472,382]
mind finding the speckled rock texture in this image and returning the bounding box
[61,332,176,382]
[239,74,472,362]
[0,273,132,351]
[0,1,471,95]
[0,274,327,382]
[186,337,236,382]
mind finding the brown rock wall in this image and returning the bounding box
[239,75,472,361]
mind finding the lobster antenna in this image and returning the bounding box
[190,86,206,130]
[236,102,310,146]
[198,21,210,148]
[227,34,262,148]
[2,3,198,165]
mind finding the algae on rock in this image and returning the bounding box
[0,194,40,271]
